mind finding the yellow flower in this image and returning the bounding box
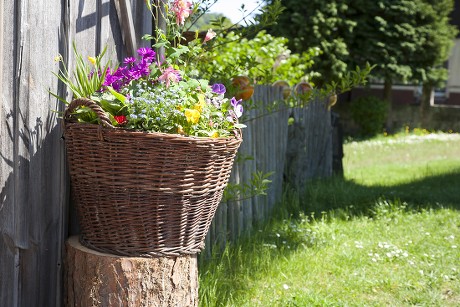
[193,94,206,112]
[185,109,200,124]
[88,56,97,65]
[177,125,185,135]
[211,131,219,138]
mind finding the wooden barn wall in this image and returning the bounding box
[0,1,151,306]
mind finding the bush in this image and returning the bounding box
[350,96,387,136]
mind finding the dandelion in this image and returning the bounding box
[211,131,219,138]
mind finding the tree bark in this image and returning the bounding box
[383,79,394,133]
[65,236,198,307]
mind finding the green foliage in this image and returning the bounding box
[223,170,273,202]
[263,0,356,85]
[347,0,457,86]
[51,43,111,104]
[186,12,232,31]
[350,96,388,136]
[193,30,319,85]
[263,0,457,91]
[123,79,242,137]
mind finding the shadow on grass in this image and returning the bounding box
[299,167,460,217]
[199,167,460,305]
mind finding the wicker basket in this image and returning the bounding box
[63,98,242,257]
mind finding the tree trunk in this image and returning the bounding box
[383,79,394,133]
[65,236,198,307]
[419,83,433,128]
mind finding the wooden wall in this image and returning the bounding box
[0,1,150,306]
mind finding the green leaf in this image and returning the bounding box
[106,86,127,104]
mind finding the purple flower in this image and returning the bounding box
[124,57,136,65]
[228,97,243,119]
[137,47,156,62]
[211,83,226,95]
[128,60,150,80]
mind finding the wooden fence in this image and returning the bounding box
[0,1,335,306]
[205,88,334,254]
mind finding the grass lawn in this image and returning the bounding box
[198,131,460,306]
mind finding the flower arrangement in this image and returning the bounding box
[54,0,246,138]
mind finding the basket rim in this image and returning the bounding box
[64,121,242,143]
[64,98,243,142]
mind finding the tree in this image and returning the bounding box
[264,0,457,131]
[410,0,458,126]
[263,0,356,86]
[346,0,457,130]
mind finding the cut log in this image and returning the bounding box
[65,236,198,307]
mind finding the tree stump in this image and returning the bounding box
[65,236,198,307]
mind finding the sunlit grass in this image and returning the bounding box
[199,132,460,306]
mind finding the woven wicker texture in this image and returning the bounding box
[64,98,242,257]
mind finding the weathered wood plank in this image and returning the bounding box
[17,0,68,305]
[286,97,333,189]
[1,0,145,305]
[241,122,252,233]
[0,0,19,305]
[114,0,137,56]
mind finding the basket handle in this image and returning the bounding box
[64,98,114,128]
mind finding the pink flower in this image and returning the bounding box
[203,29,216,43]
[171,0,193,26]
[158,66,181,88]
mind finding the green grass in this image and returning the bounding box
[199,132,460,306]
